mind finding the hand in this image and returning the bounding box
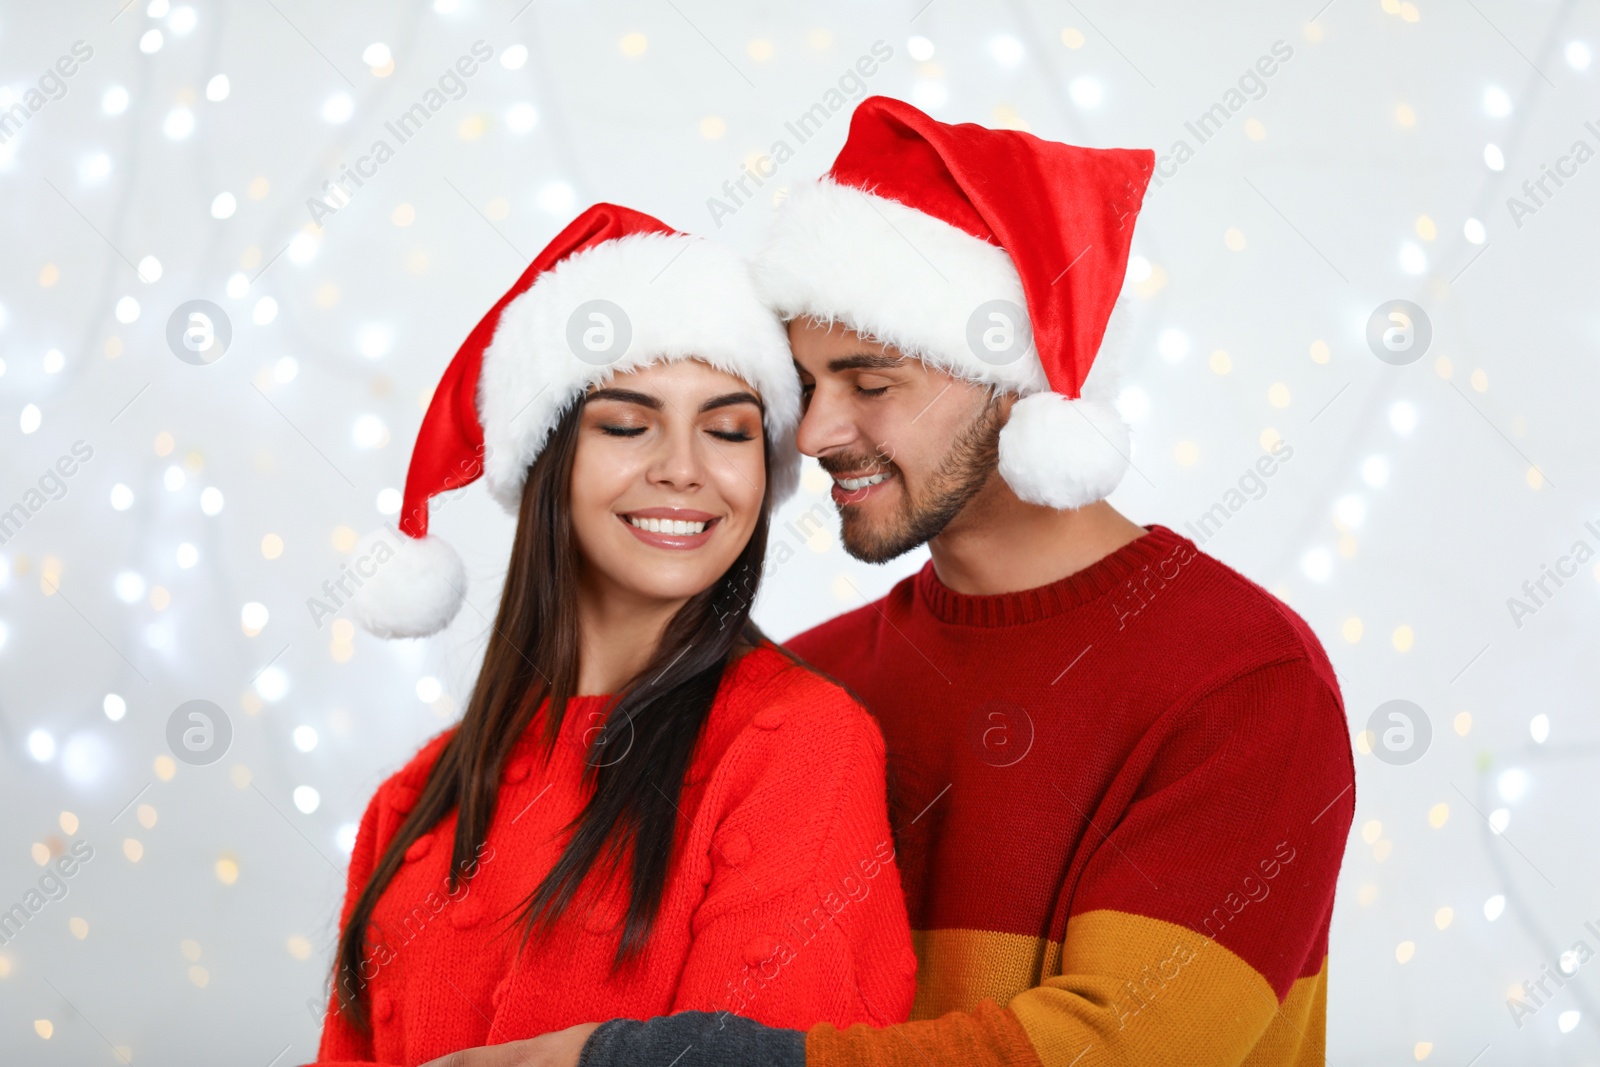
[417,1022,601,1067]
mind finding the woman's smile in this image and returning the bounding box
[617,506,721,549]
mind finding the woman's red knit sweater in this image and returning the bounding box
[307,643,917,1067]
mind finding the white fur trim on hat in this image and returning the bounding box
[477,232,801,511]
[348,529,467,639]
[755,178,1049,396]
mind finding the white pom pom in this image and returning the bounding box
[997,392,1131,509]
[348,531,467,639]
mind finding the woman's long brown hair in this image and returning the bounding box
[327,392,775,1033]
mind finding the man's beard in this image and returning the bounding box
[823,398,1005,564]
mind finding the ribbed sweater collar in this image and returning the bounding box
[913,524,1185,628]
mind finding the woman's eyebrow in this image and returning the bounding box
[586,387,661,410]
[699,391,762,413]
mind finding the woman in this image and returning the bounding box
[310,205,916,1067]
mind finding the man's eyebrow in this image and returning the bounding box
[699,391,762,413]
[825,353,906,373]
[585,388,660,410]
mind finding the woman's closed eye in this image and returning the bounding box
[599,424,648,437]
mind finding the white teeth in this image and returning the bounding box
[835,472,889,492]
[628,516,707,535]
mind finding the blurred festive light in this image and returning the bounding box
[363,43,392,68]
[140,29,164,54]
[115,296,141,323]
[1560,950,1581,975]
[163,465,185,491]
[287,231,319,265]
[1484,894,1506,920]
[1530,714,1549,743]
[1559,1010,1581,1033]
[43,349,64,373]
[1068,77,1103,109]
[988,35,1024,67]
[1488,808,1511,833]
[293,786,321,814]
[911,81,949,110]
[103,694,126,721]
[261,533,284,559]
[1158,328,1189,363]
[537,180,575,216]
[1300,548,1332,582]
[169,5,196,33]
[137,255,162,282]
[252,297,278,325]
[1483,143,1504,171]
[28,729,56,762]
[506,102,538,134]
[20,404,41,434]
[163,107,193,139]
[352,414,388,449]
[357,323,393,359]
[1116,386,1149,424]
[433,0,460,12]
[241,601,268,635]
[176,543,199,568]
[501,44,528,69]
[1496,768,1528,803]
[199,486,224,516]
[255,666,289,702]
[321,93,354,124]
[376,488,401,515]
[102,86,130,115]
[292,725,318,752]
[115,571,146,603]
[1388,402,1417,436]
[211,192,237,219]
[1124,255,1151,283]
[1398,241,1427,274]
[62,732,113,786]
[226,272,248,298]
[416,676,443,703]
[148,0,170,15]
[907,35,934,61]
[1482,85,1511,117]
[336,823,359,853]
[110,484,134,510]
[205,74,230,101]
[1566,41,1591,70]
[1463,217,1486,244]
[273,356,299,383]
[79,152,112,184]
[619,32,648,57]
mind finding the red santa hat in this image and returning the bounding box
[755,96,1154,510]
[352,203,800,639]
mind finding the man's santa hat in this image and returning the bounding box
[352,203,799,639]
[756,96,1155,510]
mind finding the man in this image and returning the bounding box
[487,96,1356,1067]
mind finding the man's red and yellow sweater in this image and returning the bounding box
[789,525,1356,1067]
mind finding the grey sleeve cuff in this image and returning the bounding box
[578,1011,806,1067]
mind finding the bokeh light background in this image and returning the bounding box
[2,0,1597,1063]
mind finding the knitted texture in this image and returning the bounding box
[792,525,1356,1067]
[307,643,917,1066]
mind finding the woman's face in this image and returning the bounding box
[569,358,768,607]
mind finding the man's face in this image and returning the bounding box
[789,317,1007,563]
